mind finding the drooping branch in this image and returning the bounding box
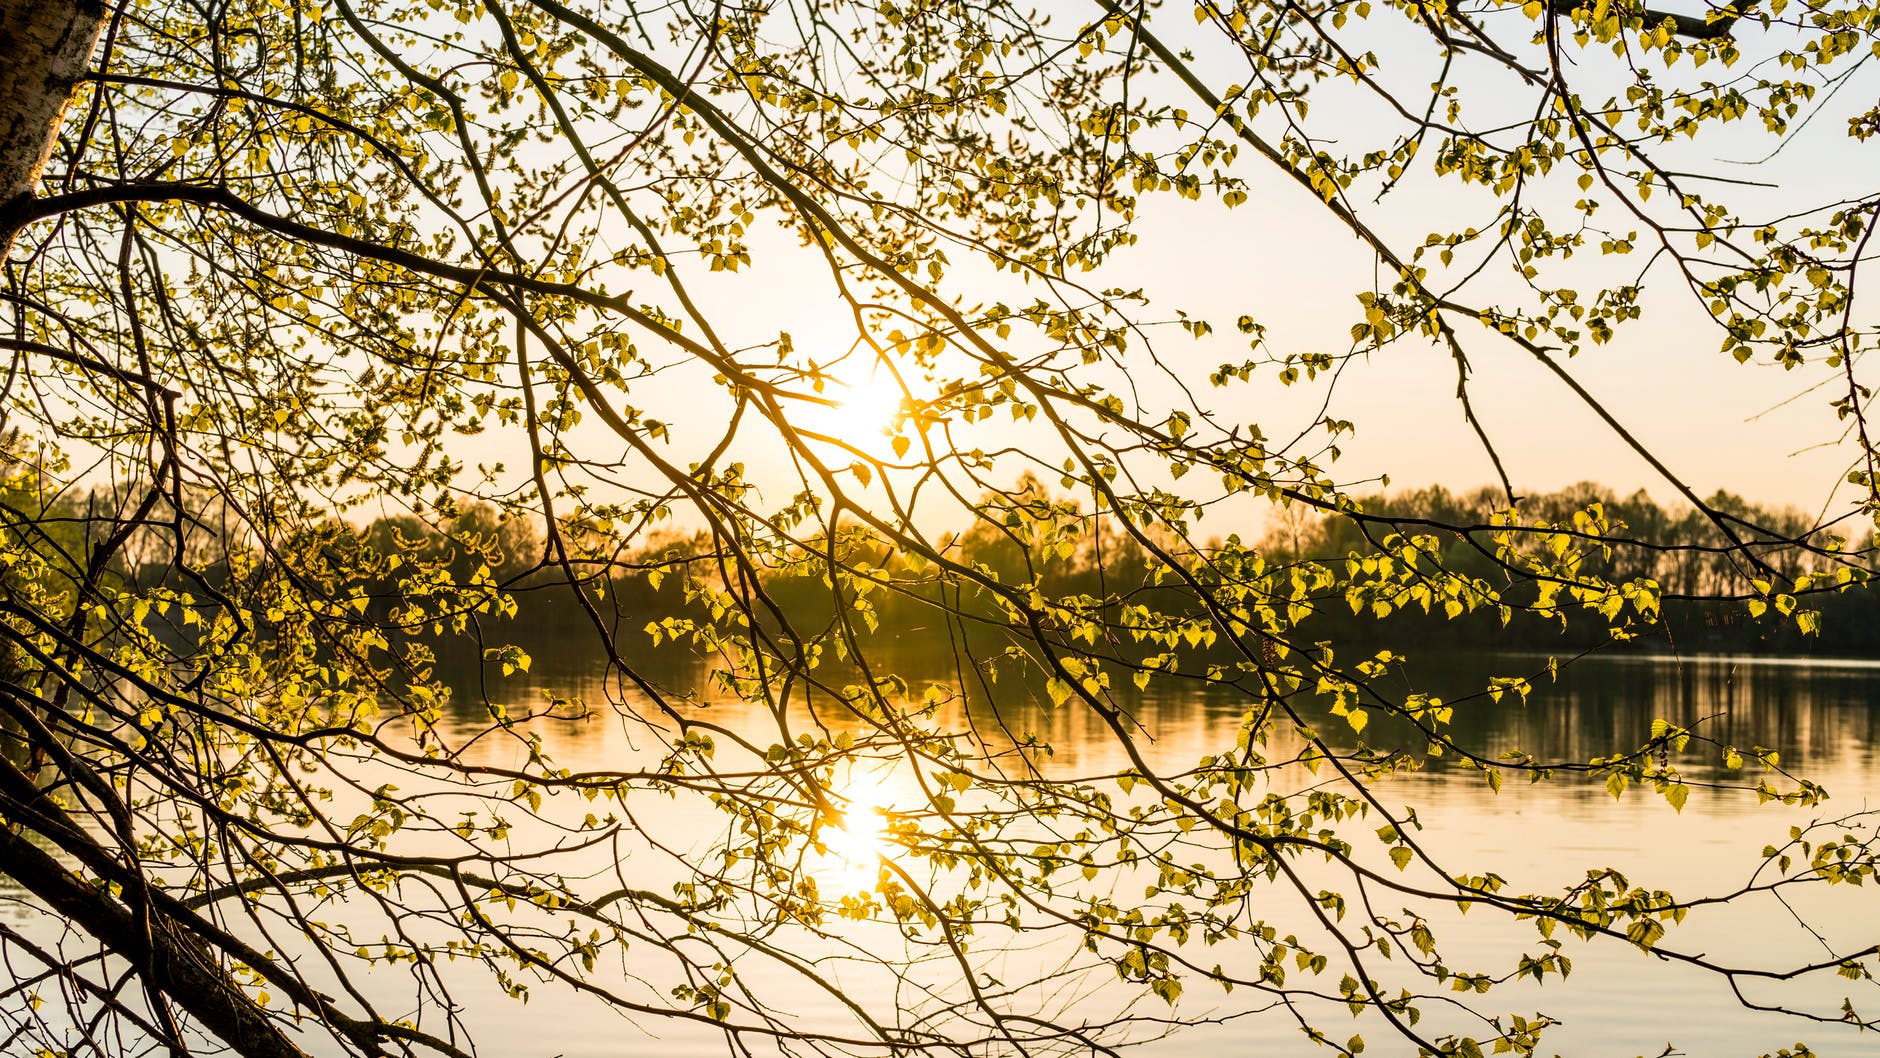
[0,788,314,1058]
[0,0,1873,1054]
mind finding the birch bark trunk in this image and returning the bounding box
[0,0,106,253]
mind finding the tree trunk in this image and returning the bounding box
[0,826,315,1058]
[0,735,315,1057]
[0,0,106,253]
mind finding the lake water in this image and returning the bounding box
[4,650,1877,1057]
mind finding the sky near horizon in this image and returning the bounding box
[10,0,1868,554]
[640,179,1870,539]
[1124,191,1862,518]
[304,2,1880,546]
[589,5,1880,540]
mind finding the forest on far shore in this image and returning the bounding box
[99,476,1875,667]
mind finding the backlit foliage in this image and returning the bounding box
[1,0,1877,1055]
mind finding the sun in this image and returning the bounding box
[800,368,907,446]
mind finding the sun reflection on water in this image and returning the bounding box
[815,785,891,894]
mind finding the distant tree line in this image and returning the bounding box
[319,478,1880,665]
[19,461,1867,708]
[1254,483,1880,655]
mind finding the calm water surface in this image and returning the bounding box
[5,651,1877,1056]
[449,650,1880,1057]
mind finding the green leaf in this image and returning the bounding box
[1665,782,1689,813]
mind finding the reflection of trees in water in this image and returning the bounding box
[453,645,1879,797]
[1406,655,1878,784]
